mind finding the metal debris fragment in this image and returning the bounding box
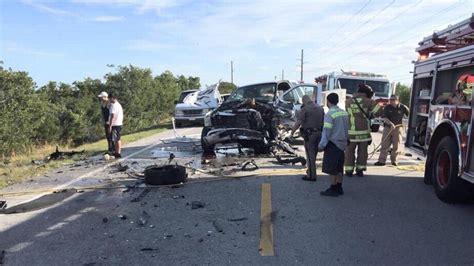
[130,188,150,203]
[227,217,248,222]
[191,201,205,209]
[241,160,258,171]
[117,163,129,172]
[168,153,176,163]
[0,201,7,210]
[275,156,307,166]
[140,247,158,252]
[212,220,223,233]
[138,217,147,226]
[47,146,85,161]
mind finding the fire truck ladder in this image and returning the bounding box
[416,13,474,57]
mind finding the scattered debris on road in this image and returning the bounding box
[212,220,223,233]
[140,247,159,252]
[241,160,258,171]
[118,215,127,220]
[130,188,150,203]
[227,217,248,222]
[275,155,307,166]
[47,146,85,161]
[191,201,205,209]
[144,165,187,185]
[0,201,7,210]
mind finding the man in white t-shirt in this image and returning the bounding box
[108,93,124,158]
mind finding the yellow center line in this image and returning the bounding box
[259,183,274,256]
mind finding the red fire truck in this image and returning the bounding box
[406,15,474,203]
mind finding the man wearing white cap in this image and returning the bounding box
[98,91,114,153]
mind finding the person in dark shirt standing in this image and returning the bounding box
[291,95,325,181]
[98,91,114,154]
[375,94,409,166]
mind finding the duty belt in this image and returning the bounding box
[301,128,321,134]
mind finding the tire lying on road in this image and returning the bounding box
[144,165,187,185]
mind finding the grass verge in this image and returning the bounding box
[0,123,171,189]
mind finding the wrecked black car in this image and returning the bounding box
[201,81,319,154]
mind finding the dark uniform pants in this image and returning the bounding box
[344,141,369,173]
[104,124,114,152]
[304,132,321,179]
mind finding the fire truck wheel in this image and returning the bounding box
[432,137,471,203]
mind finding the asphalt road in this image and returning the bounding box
[0,126,473,265]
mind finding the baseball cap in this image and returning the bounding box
[97,91,108,98]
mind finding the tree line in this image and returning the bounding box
[0,65,202,158]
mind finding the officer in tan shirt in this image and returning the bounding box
[291,95,325,181]
[375,95,409,166]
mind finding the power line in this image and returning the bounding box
[325,0,396,55]
[343,1,466,61]
[319,0,373,48]
[319,0,465,70]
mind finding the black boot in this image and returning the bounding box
[336,183,344,195]
[345,171,353,177]
[356,170,364,177]
[320,185,339,197]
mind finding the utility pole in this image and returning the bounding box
[230,60,234,84]
[282,69,284,80]
[300,49,304,82]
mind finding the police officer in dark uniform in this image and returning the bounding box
[291,95,325,181]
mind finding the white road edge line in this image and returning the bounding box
[14,128,197,206]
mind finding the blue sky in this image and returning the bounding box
[1,0,472,88]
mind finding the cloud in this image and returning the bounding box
[4,41,64,58]
[91,15,124,22]
[71,0,188,14]
[21,0,75,16]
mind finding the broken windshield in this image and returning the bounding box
[226,83,276,103]
[337,78,390,97]
[178,90,197,103]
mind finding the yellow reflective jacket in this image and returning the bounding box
[345,93,382,142]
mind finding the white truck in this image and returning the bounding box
[174,82,223,127]
[315,70,395,131]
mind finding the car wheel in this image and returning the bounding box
[431,137,471,203]
[144,165,187,185]
[201,127,215,152]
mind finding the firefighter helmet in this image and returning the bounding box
[357,84,374,98]
[456,74,474,96]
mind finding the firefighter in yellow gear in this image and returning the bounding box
[344,84,382,177]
